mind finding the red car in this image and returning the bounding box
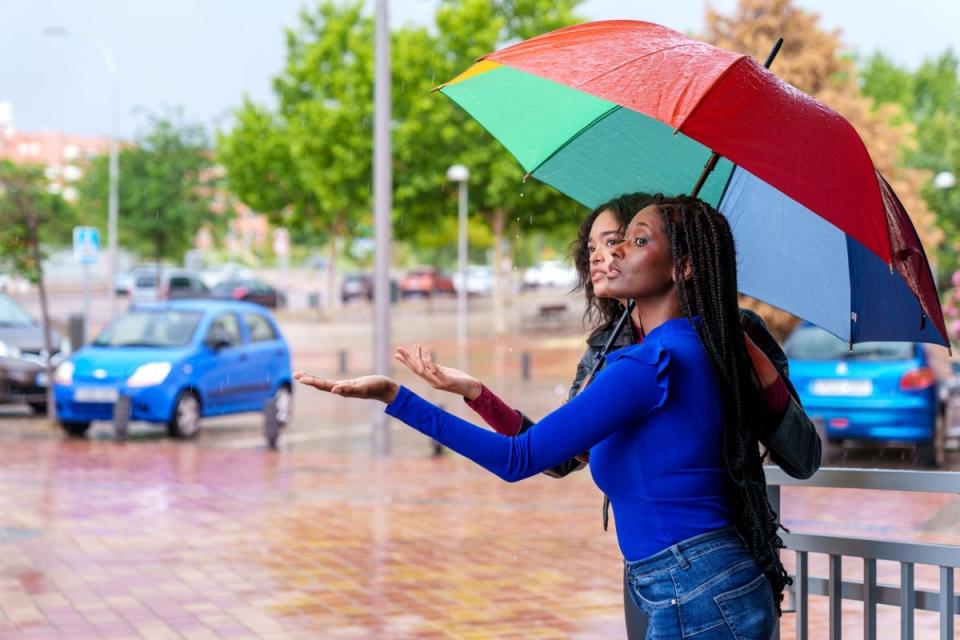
[212,279,285,308]
[399,268,456,298]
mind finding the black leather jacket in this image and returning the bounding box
[518,308,822,480]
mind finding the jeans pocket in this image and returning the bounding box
[714,574,775,640]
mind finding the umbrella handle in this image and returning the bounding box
[575,300,636,396]
[690,37,785,198]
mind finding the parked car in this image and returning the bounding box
[451,265,494,297]
[212,279,285,308]
[399,268,456,298]
[113,270,135,296]
[341,273,374,302]
[784,324,945,466]
[0,293,68,413]
[522,260,577,290]
[53,300,292,438]
[130,268,210,305]
[199,263,253,289]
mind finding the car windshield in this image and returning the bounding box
[0,295,35,327]
[93,310,203,348]
[135,274,157,287]
[785,326,914,361]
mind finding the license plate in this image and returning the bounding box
[74,387,119,403]
[811,379,872,397]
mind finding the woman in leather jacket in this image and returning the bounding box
[394,192,821,638]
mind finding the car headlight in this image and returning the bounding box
[54,361,75,386]
[0,340,21,359]
[126,362,172,388]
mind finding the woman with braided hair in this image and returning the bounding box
[296,195,788,638]
[396,191,817,637]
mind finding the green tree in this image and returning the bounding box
[0,160,75,416]
[77,110,216,269]
[218,1,374,306]
[393,0,585,332]
[861,50,960,252]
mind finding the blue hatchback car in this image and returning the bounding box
[53,300,293,438]
[784,324,943,466]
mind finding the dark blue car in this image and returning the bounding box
[53,300,292,438]
[784,324,944,466]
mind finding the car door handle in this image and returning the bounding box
[238,354,249,361]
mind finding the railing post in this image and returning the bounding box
[863,558,877,640]
[829,554,842,640]
[796,551,808,640]
[901,562,915,638]
[940,566,954,640]
[768,484,782,640]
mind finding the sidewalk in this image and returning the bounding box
[0,433,956,639]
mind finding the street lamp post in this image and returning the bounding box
[447,165,470,365]
[934,171,957,191]
[372,0,392,456]
[45,27,120,315]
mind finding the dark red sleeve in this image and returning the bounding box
[762,375,790,422]
[465,385,523,436]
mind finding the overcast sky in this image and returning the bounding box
[1,0,957,139]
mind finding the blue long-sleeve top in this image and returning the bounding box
[385,317,733,561]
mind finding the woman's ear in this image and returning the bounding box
[673,259,693,282]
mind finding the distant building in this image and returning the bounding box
[0,100,110,202]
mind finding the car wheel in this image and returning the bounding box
[917,411,946,468]
[60,421,91,437]
[272,385,293,426]
[28,402,48,415]
[168,391,201,439]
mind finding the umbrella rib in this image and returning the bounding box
[673,56,751,135]
[522,105,622,181]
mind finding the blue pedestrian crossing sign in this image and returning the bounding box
[73,226,101,265]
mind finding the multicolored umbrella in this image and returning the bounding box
[437,20,947,347]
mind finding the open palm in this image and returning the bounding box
[394,345,482,401]
[294,373,399,404]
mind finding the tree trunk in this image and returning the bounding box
[27,211,55,419]
[327,212,342,310]
[155,235,165,299]
[492,209,507,335]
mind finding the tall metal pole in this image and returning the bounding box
[372,0,392,456]
[107,61,119,316]
[457,179,468,365]
[45,27,120,315]
[447,164,470,368]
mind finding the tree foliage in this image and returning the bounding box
[218,1,373,246]
[77,110,215,265]
[0,160,75,281]
[861,50,960,251]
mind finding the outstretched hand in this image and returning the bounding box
[293,372,399,404]
[394,345,483,401]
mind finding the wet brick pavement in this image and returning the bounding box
[0,435,957,639]
[1,293,957,638]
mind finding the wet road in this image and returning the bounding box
[0,293,957,638]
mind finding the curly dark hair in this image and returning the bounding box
[652,194,792,614]
[571,193,659,336]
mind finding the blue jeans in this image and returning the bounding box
[625,527,776,639]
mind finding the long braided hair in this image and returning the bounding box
[654,194,791,612]
[571,193,657,336]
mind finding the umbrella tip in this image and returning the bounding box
[430,83,445,93]
[522,172,532,183]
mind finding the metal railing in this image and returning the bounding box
[766,467,959,640]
